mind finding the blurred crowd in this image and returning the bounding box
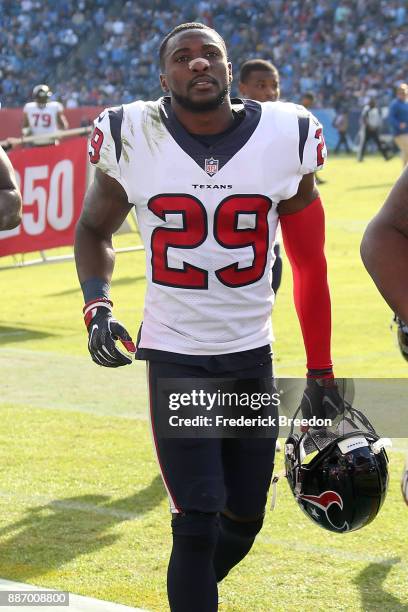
[1,0,407,110]
[0,0,109,107]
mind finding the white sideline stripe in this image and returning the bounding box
[0,491,143,521]
[0,345,401,366]
[0,579,150,612]
[260,537,407,567]
[0,331,26,337]
[392,446,408,453]
[0,401,147,422]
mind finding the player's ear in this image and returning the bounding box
[160,74,169,93]
[238,81,246,96]
[227,62,233,85]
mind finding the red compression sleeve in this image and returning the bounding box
[280,197,332,371]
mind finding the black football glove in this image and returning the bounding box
[83,298,136,367]
[299,373,345,427]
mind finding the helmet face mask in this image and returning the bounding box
[285,404,389,533]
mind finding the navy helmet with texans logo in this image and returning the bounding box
[285,389,389,533]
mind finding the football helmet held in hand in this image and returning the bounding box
[83,298,136,367]
[285,399,389,533]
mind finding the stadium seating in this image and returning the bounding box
[0,0,407,109]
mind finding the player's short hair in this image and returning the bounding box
[239,59,279,83]
[302,91,315,103]
[159,22,227,70]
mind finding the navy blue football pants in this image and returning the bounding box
[147,360,276,611]
[147,359,276,515]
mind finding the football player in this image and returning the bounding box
[238,59,280,103]
[361,165,408,506]
[239,59,283,453]
[301,92,315,110]
[0,146,22,230]
[23,84,68,145]
[301,92,326,185]
[75,22,333,611]
[361,166,408,323]
[239,59,283,301]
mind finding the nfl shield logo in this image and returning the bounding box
[205,157,219,176]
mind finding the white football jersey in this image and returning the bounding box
[89,98,326,355]
[24,100,63,137]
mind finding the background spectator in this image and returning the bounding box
[358,97,391,161]
[333,108,351,153]
[388,83,408,166]
[0,0,406,114]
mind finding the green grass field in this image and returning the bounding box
[1,155,408,611]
